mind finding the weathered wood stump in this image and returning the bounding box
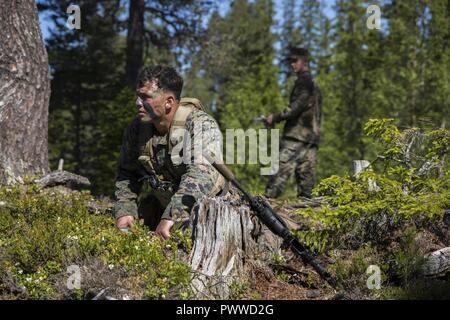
[352,160,379,192]
[421,247,450,277]
[188,194,281,299]
[36,170,91,189]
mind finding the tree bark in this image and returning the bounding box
[189,195,281,299]
[126,0,145,88]
[0,0,50,184]
[352,160,379,192]
[421,247,450,277]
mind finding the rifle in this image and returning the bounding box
[203,154,337,288]
[138,156,175,193]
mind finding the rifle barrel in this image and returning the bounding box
[203,153,337,287]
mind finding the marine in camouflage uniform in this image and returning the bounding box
[265,48,322,199]
[114,65,224,237]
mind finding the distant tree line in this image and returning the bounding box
[36,0,449,195]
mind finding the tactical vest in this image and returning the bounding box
[137,98,225,200]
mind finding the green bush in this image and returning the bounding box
[0,183,192,300]
[296,119,449,251]
[391,226,425,287]
[292,119,449,298]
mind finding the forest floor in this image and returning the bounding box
[86,194,450,300]
[237,198,450,300]
[236,199,337,300]
[247,259,336,300]
[2,177,448,300]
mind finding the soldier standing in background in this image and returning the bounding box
[265,47,322,199]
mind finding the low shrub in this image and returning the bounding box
[0,183,192,300]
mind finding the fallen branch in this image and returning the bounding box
[421,247,450,277]
[36,170,91,189]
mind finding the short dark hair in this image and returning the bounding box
[287,46,309,63]
[137,65,183,101]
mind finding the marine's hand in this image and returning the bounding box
[155,219,175,240]
[116,215,135,229]
[266,114,274,126]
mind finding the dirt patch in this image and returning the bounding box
[245,257,336,300]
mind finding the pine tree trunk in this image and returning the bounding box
[126,0,144,88]
[0,0,50,185]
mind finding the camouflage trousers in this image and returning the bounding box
[137,183,223,230]
[265,138,317,199]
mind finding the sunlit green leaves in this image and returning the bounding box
[295,120,449,251]
[0,182,192,299]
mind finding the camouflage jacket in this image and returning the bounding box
[113,106,224,223]
[272,71,322,145]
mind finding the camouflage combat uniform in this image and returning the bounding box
[113,98,225,229]
[265,71,322,199]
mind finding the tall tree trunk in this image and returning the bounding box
[126,0,144,88]
[0,0,50,185]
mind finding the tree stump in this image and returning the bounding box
[421,247,450,277]
[188,194,281,299]
[352,160,379,192]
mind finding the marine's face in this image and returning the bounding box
[291,57,305,73]
[136,81,166,123]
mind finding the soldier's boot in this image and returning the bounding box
[295,174,315,199]
[265,182,282,199]
[265,173,281,198]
